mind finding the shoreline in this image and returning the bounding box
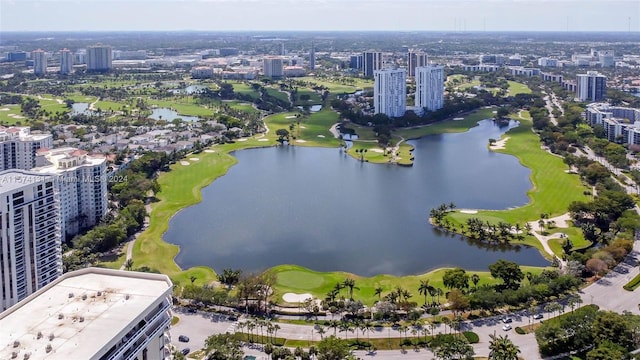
[128,107,555,286]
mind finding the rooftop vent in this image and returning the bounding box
[97,291,102,296]
[58,314,64,320]
[13,340,20,348]
[48,333,54,341]
[23,353,31,360]
[45,344,52,353]
[79,316,84,323]
[36,332,42,340]
[81,294,87,300]
[125,294,130,300]
[11,352,17,359]
[68,293,73,298]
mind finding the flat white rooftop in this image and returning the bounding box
[0,268,172,360]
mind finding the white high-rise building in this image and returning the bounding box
[86,44,112,72]
[59,48,73,75]
[32,148,107,241]
[263,56,284,79]
[576,71,606,102]
[415,65,445,112]
[0,127,53,171]
[32,49,47,76]
[0,267,173,360]
[0,170,61,311]
[374,68,407,117]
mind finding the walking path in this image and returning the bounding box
[526,213,572,266]
[119,202,151,270]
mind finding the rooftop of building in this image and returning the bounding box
[0,268,172,360]
[0,126,51,141]
[32,147,105,174]
[0,169,54,193]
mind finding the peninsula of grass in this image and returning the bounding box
[269,264,547,307]
[264,109,342,147]
[507,81,532,95]
[445,111,590,256]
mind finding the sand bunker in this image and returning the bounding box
[317,135,325,138]
[237,138,248,142]
[189,158,199,161]
[371,149,384,153]
[283,293,313,303]
[204,149,215,153]
[453,117,464,120]
[0,108,10,111]
[285,115,297,119]
[296,139,307,143]
[258,139,269,142]
[180,161,190,166]
[460,209,478,214]
[490,137,509,150]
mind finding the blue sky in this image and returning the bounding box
[1,0,638,32]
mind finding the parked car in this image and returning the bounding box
[181,348,190,355]
[502,324,512,331]
[187,308,197,313]
[502,317,513,323]
[178,335,189,343]
[533,313,544,320]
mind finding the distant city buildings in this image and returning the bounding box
[7,51,27,62]
[0,127,53,171]
[407,51,428,78]
[0,170,62,311]
[415,65,444,112]
[191,66,214,79]
[349,54,363,70]
[263,56,284,79]
[363,51,383,78]
[59,48,73,75]
[538,57,559,67]
[374,68,406,117]
[32,147,107,241]
[86,44,113,72]
[32,49,47,76]
[0,267,173,360]
[576,71,606,102]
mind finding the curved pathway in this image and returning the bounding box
[119,202,152,270]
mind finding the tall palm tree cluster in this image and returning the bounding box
[462,218,528,244]
[418,280,445,308]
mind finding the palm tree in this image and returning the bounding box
[363,321,374,344]
[538,219,545,233]
[338,321,352,340]
[342,278,358,300]
[124,258,134,271]
[471,274,480,289]
[316,325,326,340]
[328,320,339,336]
[524,222,532,234]
[436,288,444,305]
[273,323,280,343]
[488,333,520,360]
[374,286,384,301]
[419,280,430,306]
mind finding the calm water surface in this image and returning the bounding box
[149,108,200,122]
[164,120,549,276]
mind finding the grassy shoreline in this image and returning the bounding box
[126,106,563,296]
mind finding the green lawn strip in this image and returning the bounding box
[94,100,128,112]
[269,264,546,307]
[99,251,127,270]
[66,95,98,103]
[146,98,214,117]
[230,82,261,100]
[507,81,532,95]
[392,108,495,140]
[264,87,291,104]
[542,304,599,326]
[623,273,640,291]
[298,76,373,93]
[226,101,259,114]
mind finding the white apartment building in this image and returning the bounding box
[537,57,559,67]
[374,68,406,117]
[415,65,444,112]
[585,103,640,144]
[191,66,214,79]
[0,170,62,311]
[0,267,173,360]
[32,148,107,241]
[86,44,113,72]
[0,127,53,171]
[32,49,47,76]
[576,71,606,102]
[263,56,284,79]
[60,48,73,75]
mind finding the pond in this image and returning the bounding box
[164,119,548,276]
[149,108,200,122]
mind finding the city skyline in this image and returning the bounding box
[0,0,639,33]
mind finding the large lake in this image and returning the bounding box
[164,119,549,276]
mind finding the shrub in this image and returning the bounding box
[623,274,640,291]
[515,326,526,335]
[462,331,479,343]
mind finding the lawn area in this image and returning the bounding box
[507,81,532,95]
[393,108,495,140]
[297,76,366,94]
[448,111,588,226]
[294,89,322,106]
[230,82,261,100]
[226,101,259,114]
[0,105,25,125]
[94,99,128,112]
[270,264,547,307]
[265,109,341,148]
[264,87,291,105]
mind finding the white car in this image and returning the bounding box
[502,324,512,331]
